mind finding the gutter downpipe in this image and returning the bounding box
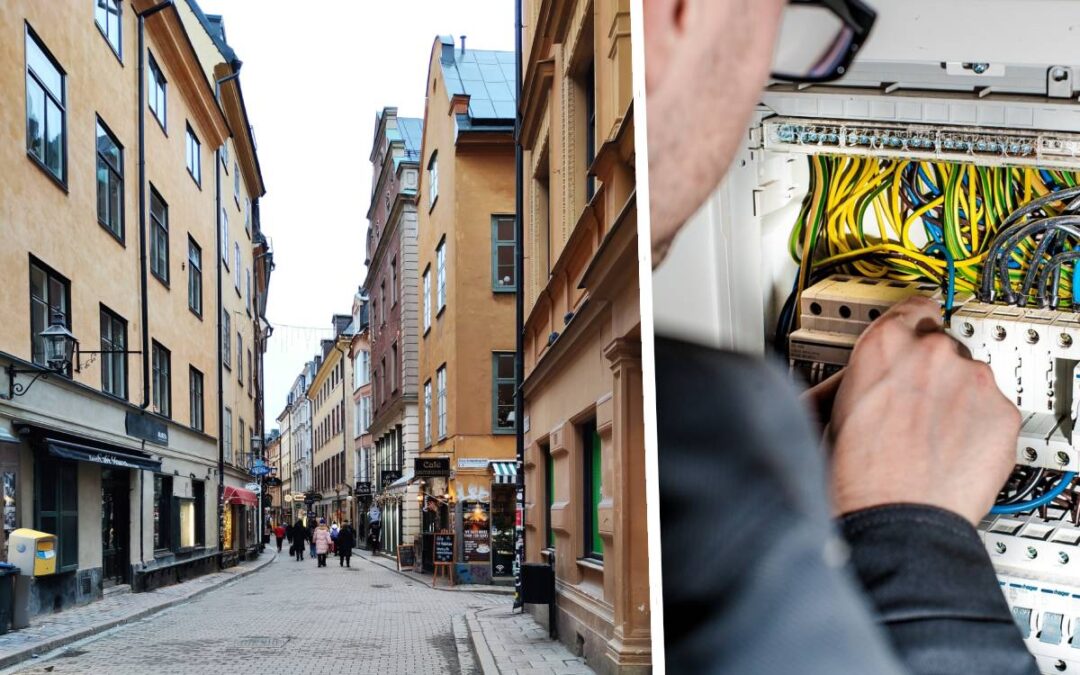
[135,0,174,566]
[513,0,526,612]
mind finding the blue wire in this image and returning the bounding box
[991,472,1076,515]
[917,166,941,196]
[1073,262,1080,306]
[924,242,955,319]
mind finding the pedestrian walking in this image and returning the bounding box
[291,517,308,561]
[369,520,382,555]
[337,521,355,567]
[312,518,333,568]
[273,523,286,552]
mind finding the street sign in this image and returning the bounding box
[264,476,282,487]
[244,482,262,494]
[250,463,272,477]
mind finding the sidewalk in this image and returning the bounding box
[354,548,513,595]
[468,605,594,675]
[0,549,275,671]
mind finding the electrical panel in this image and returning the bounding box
[650,3,1080,671]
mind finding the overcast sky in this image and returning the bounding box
[194,0,515,430]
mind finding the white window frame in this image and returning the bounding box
[436,366,447,439]
[424,380,432,446]
[427,152,438,208]
[423,268,431,332]
[436,240,446,311]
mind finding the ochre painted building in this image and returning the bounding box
[415,37,518,582]
[519,2,649,672]
[307,317,354,525]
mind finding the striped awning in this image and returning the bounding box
[490,461,518,485]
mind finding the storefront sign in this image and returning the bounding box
[462,500,491,562]
[264,476,282,488]
[244,482,262,494]
[380,470,402,489]
[125,411,168,445]
[356,481,373,498]
[415,457,450,478]
[284,494,294,503]
[457,458,490,470]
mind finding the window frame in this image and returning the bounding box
[222,310,232,369]
[149,186,169,285]
[151,340,171,418]
[153,473,172,553]
[147,53,166,130]
[234,242,241,293]
[237,333,243,385]
[188,236,202,317]
[95,117,124,242]
[422,266,432,334]
[35,457,78,572]
[189,366,204,432]
[185,123,201,186]
[492,352,515,433]
[423,379,432,447]
[491,215,516,292]
[220,208,229,268]
[436,238,447,314]
[25,24,67,187]
[99,305,128,401]
[427,151,438,210]
[436,365,447,440]
[29,257,71,375]
[94,0,123,61]
[582,420,603,561]
[223,407,233,464]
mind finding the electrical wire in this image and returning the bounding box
[990,471,1076,515]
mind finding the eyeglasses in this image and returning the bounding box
[771,0,876,83]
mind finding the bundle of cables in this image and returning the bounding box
[777,156,1080,349]
[992,467,1076,516]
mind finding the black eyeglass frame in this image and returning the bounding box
[771,0,877,84]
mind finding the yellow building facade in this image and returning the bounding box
[415,37,518,582]
[0,0,269,613]
[518,2,649,672]
[307,318,354,525]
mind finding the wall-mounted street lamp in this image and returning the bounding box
[3,311,140,400]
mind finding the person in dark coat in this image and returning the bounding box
[337,522,356,567]
[291,518,307,561]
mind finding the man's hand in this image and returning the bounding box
[828,296,1021,525]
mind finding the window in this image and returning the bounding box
[237,333,243,385]
[491,216,517,291]
[234,243,241,291]
[422,267,431,332]
[222,310,231,368]
[147,54,166,128]
[493,352,515,432]
[583,421,602,559]
[220,209,229,266]
[239,418,246,466]
[220,141,228,168]
[224,408,233,463]
[94,0,122,57]
[357,350,370,386]
[29,260,70,371]
[149,187,168,283]
[436,239,446,311]
[247,349,253,393]
[544,443,555,549]
[233,162,240,203]
[192,479,205,546]
[423,380,432,447]
[427,152,438,208]
[189,367,204,431]
[188,238,202,316]
[380,282,386,325]
[153,474,172,552]
[185,125,201,185]
[244,198,251,235]
[436,365,447,439]
[151,341,171,417]
[584,62,596,201]
[96,119,123,240]
[362,395,371,430]
[391,258,398,305]
[25,27,66,183]
[390,343,398,393]
[100,307,127,399]
[245,269,251,315]
[36,457,77,572]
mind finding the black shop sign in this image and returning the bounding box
[434,532,455,564]
[415,457,450,478]
[380,470,402,489]
[356,481,373,498]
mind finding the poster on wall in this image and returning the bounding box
[2,472,15,533]
[462,500,490,562]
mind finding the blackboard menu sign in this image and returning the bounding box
[397,544,416,571]
[462,500,491,562]
[434,533,455,564]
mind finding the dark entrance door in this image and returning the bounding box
[101,469,130,587]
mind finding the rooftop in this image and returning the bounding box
[437,35,515,122]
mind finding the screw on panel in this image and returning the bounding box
[971,63,990,74]
[993,326,1007,341]
[1052,67,1069,82]
[1061,333,1073,348]
[1059,451,1070,466]
[1060,551,1070,565]
[961,322,975,337]
[1025,447,1038,462]
[1027,329,1040,344]
[995,541,1007,554]
[1056,660,1067,672]
[1027,546,1039,559]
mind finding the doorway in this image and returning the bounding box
[101,469,130,587]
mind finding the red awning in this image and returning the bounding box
[224,486,258,507]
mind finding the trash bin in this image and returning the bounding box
[0,563,19,635]
[521,562,555,605]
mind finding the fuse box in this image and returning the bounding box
[651,2,1080,671]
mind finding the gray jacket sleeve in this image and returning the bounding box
[655,336,1036,674]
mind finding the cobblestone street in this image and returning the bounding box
[5,552,503,675]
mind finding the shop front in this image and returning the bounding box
[223,485,258,557]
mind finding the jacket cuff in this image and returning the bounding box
[839,504,1013,624]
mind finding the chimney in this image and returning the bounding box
[460,35,467,56]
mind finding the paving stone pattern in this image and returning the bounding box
[5,551,505,675]
[474,606,594,675]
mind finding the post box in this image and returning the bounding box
[8,529,57,576]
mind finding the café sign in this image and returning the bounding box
[414,457,450,478]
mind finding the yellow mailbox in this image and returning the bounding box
[8,529,57,576]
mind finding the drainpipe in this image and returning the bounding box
[135,0,174,568]
[513,0,526,612]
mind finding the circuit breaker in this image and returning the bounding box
[651,2,1080,672]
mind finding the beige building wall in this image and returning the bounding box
[308,338,354,522]
[519,2,648,673]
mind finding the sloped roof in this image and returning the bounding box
[396,117,424,160]
[436,35,515,122]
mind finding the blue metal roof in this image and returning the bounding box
[437,35,516,122]
[396,117,424,161]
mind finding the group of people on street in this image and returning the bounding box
[274,517,357,568]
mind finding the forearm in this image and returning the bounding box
[841,505,1038,675]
